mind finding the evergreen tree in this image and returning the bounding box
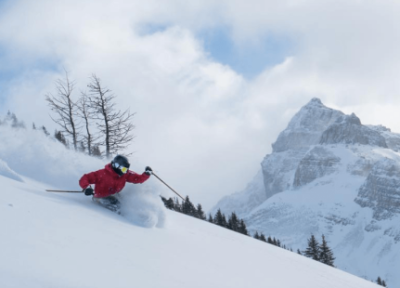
[376,277,387,287]
[32,123,36,130]
[254,231,260,240]
[377,277,382,286]
[227,212,239,232]
[55,130,67,146]
[182,196,196,216]
[208,214,214,223]
[259,233,267,242]
[238,219,248,236]
[214,209,226,227]
[221,213,228,228]
[161,197,175,210]
[297,249,302,255]
[165,198,175,210]
[267,236,273,244]
[173,198,182,212]
[304,234,320,261]
[42,126,50,136]
[319,235,335,266]
[196,204,206,220]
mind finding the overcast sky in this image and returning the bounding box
[1,0,400,210]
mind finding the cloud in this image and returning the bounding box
[1,0,400,210]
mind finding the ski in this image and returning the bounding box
[46,189,83,193]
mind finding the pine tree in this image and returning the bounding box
[214,209,226,227]
[376,277,387,287]
[254,231,260,240]
[32,123,36,130]
[55,130,67,146]
[238,219,248,236]
[319,235,335,266]
[196,204,206,220]
[297,249,302,255]
[259,233,267,242]
[173,198,182,212]
[230,212,240,232]
[377,277,382,286]
[42,126,50,136]
[182,196,196,216]
[221,213,228,228]
[304,234,320,261]
[165,198,175,210]
[161,197,175,210]
[208,214,214,223]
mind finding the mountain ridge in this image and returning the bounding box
[212,98,400,286]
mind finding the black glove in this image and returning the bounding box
[144,166,153,175]
[84,187,94,196]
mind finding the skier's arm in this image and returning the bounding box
[126,170,150,184]
[79,171,99,189]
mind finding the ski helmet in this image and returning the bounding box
[111,155,130,176]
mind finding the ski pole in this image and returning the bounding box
[151,172,185,201]
[46,189,84,193]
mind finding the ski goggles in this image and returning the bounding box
[113,163,129,174]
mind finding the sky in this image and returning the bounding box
[1,0,400,210]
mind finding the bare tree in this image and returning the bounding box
[87,74,135,158]
[45,71,80,150]
[77,92,97,156]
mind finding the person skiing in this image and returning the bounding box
[79,155,152,212]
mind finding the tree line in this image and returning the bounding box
[161,196,288,248]
[0,111,51,137]
[45,71,134,158]
[299,234,335,266]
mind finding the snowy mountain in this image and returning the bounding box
[0,121,381,287]
[213,98,400,287]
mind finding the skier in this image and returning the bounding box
[79,155,152,212]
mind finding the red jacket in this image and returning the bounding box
[79,164,150,198]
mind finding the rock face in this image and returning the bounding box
[212,98,400,287]
[320,114,388,148]
[355,158,400,220]
[293,146,340,188]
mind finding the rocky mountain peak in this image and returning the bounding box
[271,98,344,152]
[307,97,323,106]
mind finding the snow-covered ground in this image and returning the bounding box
[0,126,382,287]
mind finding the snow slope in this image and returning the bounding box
[1,174,381,288]
[0,125,381,287]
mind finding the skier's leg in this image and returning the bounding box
[92,195,121,213]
